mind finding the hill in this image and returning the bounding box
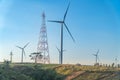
[0,62,120,80]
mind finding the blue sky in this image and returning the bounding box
[0,0,120,65]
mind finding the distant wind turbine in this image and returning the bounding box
[93,49,99,64]
[48,2,75,64]
[16,42,29,63]
[115,57,118,66]
[56,46,66,64]
[10,51,13,63]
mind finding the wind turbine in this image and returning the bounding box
[56,46,66,64]
[16,42,29,63]
[48,2,75,64]
[10,51,13,63]
[93,49,99,64]
[115,57,118,66]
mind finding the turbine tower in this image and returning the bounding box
[37,12,50,64]
[16,42,29,63]
[48,2,75,64]
[93,49,99,64]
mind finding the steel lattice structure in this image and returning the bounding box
[37,12,50,64]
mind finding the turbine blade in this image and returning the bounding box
[48,20,63,23]
[56,46,60,53]
[63,2,70,21]
[24,42,29,48]
[64,23,75,42]
[16,46,22,49]
[92,54,96,56]
[97,49,99,55]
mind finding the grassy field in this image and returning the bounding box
[0,62,120,80]
[54,64,120,80]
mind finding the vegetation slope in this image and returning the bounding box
[0,62,120,80]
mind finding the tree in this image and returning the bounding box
[29,52,43,63]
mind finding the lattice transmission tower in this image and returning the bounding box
[37,12,50,64]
